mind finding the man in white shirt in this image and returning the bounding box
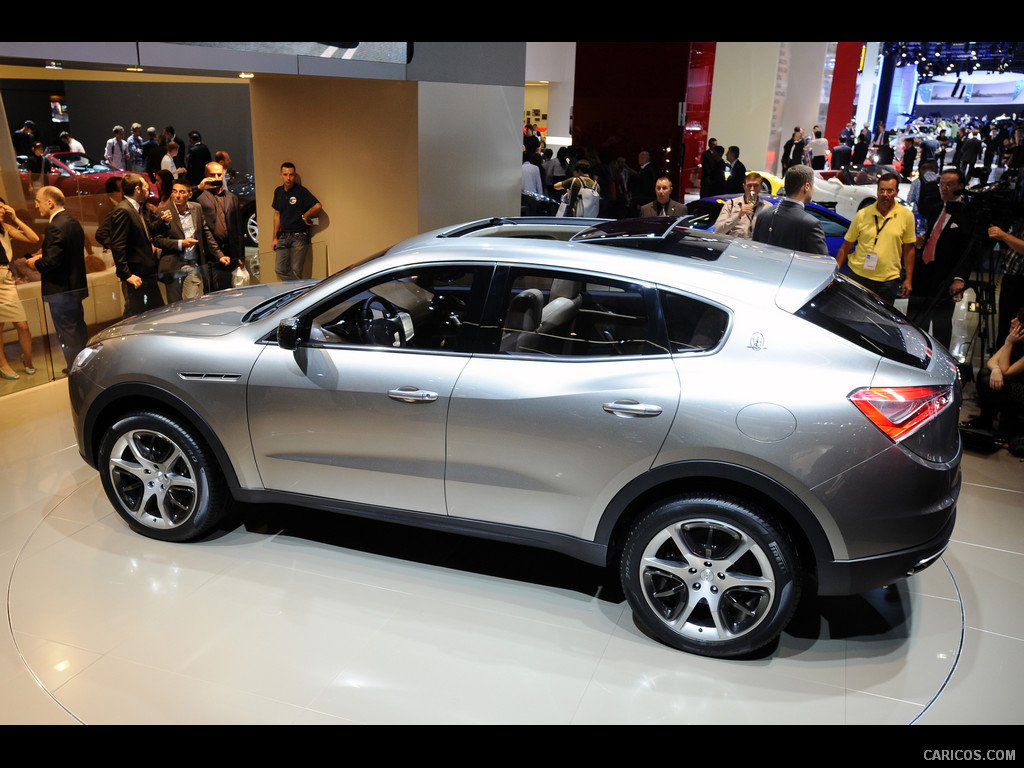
[807,130,830,170]
[104,125,129,170]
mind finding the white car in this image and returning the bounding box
[812,166,911,220]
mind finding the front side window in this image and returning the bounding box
[306,265,484,352]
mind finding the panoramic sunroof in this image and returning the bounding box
[571,218,729,262]
[570,217,682,242]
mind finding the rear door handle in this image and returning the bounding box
[602,400,663,418]
[388,387,439,403]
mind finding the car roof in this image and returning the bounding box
[380,217,837,313]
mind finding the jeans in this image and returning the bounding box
[163,264,206,303]
[275,232,310,281]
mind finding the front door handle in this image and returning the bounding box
[388,387,439,403]
[602,400,663,418]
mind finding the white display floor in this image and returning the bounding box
[2,380,1021,724]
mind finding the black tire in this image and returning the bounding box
[857,196,876,211]
[761,178,772,194]
[98,411,230,543]
[620,493,801,658]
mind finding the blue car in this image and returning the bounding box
[683,194,851,258]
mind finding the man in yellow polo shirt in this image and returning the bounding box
[836,172,916,303]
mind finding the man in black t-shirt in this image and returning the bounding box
[272,162,322,281]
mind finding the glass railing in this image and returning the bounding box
[2,214,329,397]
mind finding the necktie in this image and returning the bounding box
[923,206,947,264]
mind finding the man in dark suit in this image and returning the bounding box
[639,176,688,218]
[633,149,657,215]
[752,165,828,256]
[902,139,918,182]
[909,168,971,349]
[186,131,213,187]
[699,138,718,197]
[26,186,89,368]
[109,173,170,318]
[158,180,228,303]
[959,131,983,180]
[781,128,805,173]
[725,146,747,194]
[196,161,245,292]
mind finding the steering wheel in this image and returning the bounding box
[361,296,406,347]
[430,293,466,326]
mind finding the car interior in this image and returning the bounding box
[500,272,653,356]
[308,268,476,351]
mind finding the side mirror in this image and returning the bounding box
[277,317,302,350]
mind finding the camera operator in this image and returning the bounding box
[196,161,244,292]
[988,219,1024,347]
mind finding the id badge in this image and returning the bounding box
[863,252,879,271]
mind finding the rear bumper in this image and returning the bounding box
[815,501,956,595]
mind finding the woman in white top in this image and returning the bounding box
[161,142,187,179]
[0,197,40,379]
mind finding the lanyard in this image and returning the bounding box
[872,213,892,249]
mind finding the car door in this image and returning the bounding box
[248,264,488,516]
[444,267,681,540]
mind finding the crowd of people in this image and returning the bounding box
[522,116,1024,449]
[3,118,323,379]
[523,140,731,220]
[781,116,1024,185]
[777,117,1024,446]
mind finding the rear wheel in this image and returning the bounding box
[98,411,230,542]
[620,493,801,657]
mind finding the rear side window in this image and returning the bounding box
[660,290,729,353]
[499,270,662,357]
[797,276,931,369]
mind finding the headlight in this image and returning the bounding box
[70,343,103,374]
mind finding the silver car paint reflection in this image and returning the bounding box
[445,354,680,537]
[248,344,469,515]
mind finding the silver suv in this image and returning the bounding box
[69,217,961,658]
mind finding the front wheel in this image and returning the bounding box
[620,494,801,657]
[98,411,230,542]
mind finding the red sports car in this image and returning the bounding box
[18,152,156,224]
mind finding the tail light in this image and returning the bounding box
[849,385,954,442]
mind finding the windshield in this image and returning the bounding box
[841,164,894,187]
[51,153,114,174]
[242,247,391,322]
